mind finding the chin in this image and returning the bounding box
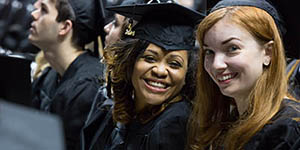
[145,98,164,106]
[220,89,235,98]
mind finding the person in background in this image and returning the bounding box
[81,1,204,150]
[28,0,105,149]
[186,0,300,150]
[30,51,50,82]
[103,0,144,49]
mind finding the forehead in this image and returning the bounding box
[115,14,125,21]
[204,18,253,46]
[40,0,56,7]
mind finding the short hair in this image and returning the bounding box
[52,0,85,48]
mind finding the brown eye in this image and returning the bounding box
[142,55,156,63]
[169,61,182,69]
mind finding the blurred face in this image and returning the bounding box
[203,18,270,101]
[104,14,126,47]
[132,43,188,111]
[28,0,60,49]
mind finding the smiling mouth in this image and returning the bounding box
[145,79,169,89]
[217,73,237,82]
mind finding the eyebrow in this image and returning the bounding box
[221,37,241,45]
[169,54,185,63]
[145,49,159,56]
[203,37,241,47]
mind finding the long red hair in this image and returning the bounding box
[187,6,287,150]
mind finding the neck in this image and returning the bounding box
[233,95,249,116]
[43,42,84,76]
[135,97,147,113]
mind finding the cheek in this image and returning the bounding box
[204,59,212,75]
[111,27,122,39]
[131,63,140,83]
[171,69,187,89]
[131,61,148,85]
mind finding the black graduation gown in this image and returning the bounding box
[91,100,191,150]
[31,51,105,150]
[244,99,300,150]
[287,59,300,99]
[80,85,114,150]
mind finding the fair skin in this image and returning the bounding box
[104,14,126,47]
[131,43,188,112]
[177,0,194,9]
[29,0,83,76]
[203,18,271,115]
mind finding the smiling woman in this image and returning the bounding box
[187,0,300,150]
[131,43,188,112]
[80,1,205,150]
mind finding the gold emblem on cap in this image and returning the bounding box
[125,22,135,36]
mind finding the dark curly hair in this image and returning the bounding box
[104,38,198,124]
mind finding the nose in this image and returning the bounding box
[211,54,227,71]
[31,0,41,20]
[152,63,168,78]
[104,21,113,34]
[31,9,39,21]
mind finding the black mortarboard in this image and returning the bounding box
[68,0,105,45]
[210,0,286,36]
[107,2,205,50]
[104,0,145,25]
[0,100,65,150]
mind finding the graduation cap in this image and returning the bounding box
[68,0,105,45]
[210,0,286,38]
[104,0,145,25]
[0,100,65,150]
[106,2,206,50]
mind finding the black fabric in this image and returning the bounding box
[80,86,114,150]
[287,59,300,100]
[244,99,300,150]
[31,51,105,150]
[210,0,286,36]
[68,0,105,45]
[106,2,205,50]
[85,100,191,150]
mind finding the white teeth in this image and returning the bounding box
[218,74,233,81]
[148,81,167,88]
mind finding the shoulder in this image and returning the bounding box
[162,100,191,116]
[245,99,300,150]
[274,99,300,120]
[151,100,191,132]
[70,51,105,79]
[158,100,191,123]
[151,101,191,149]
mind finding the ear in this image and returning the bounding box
[58,20,73,36]
[263,40,273,66]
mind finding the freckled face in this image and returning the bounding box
[132,43,188,110]
[203,19,269,100]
